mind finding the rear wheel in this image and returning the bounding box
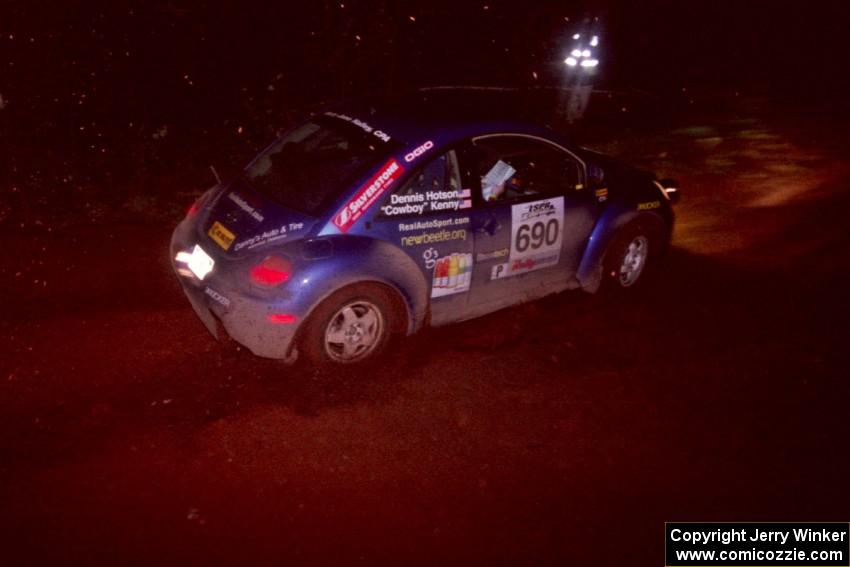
[299,284,399,365]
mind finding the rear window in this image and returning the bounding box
[242,115,399,215]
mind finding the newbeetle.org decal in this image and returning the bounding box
[491,196,564,280]
[400,228,467,248]
[333,159,405,233]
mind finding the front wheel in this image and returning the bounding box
[602,223,658,291]
[299,284,398,365]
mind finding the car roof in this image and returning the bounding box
[324,89,568,148]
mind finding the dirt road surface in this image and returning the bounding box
[2,98,849,565]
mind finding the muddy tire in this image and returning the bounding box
[299,283,400,366]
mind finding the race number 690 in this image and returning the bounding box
[515,219,559,252]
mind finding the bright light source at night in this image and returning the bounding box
[187,245,214,280]
[565,57,578,66]
[582,49,591,58]
[591,35,599,46]
[571,49,582,57]
[580,59,599,68]
[572,33,580,40]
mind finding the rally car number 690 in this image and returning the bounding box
[171,92,678,365]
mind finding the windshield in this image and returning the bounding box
[242,116,399,215]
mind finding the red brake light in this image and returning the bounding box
[250,256,292,286]
[187,189,216,218]
[267,313,297,324]
[186,192,207,218]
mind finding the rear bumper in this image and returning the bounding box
[170,220,299,362]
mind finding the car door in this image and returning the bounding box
[370,150,475,326]
[458,134,597,315]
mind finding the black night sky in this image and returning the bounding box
[4,0,849,212]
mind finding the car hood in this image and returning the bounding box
[199,178,316,257]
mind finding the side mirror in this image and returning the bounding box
[658,178,681,204]
[587,162,605,189]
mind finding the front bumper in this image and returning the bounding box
[170,220,299,361]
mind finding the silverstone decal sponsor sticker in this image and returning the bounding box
[637,200,661,210]
[233,222,306,252]
[227,191,264,222]
[208,221,236,251]
[380,188,472,217]
[431,252,472,298]
[324,111,391,142]
[404,140,434,163]
[491,197,563,279]
[333,159,405,233]
[400,228,467,248]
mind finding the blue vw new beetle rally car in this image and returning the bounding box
[171,93,678,365]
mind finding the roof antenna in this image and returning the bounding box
[209,165,222,185]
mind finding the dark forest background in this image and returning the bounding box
[2,0,848,227]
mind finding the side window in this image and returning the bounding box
[468,136,583,204]
[376,151,468,219]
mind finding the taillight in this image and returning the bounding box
[250,256,292,286]
[186,189,214,218]
[267,313,297,324]
[186,200,200,218]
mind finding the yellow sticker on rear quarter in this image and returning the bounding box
[208,221,236,250]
